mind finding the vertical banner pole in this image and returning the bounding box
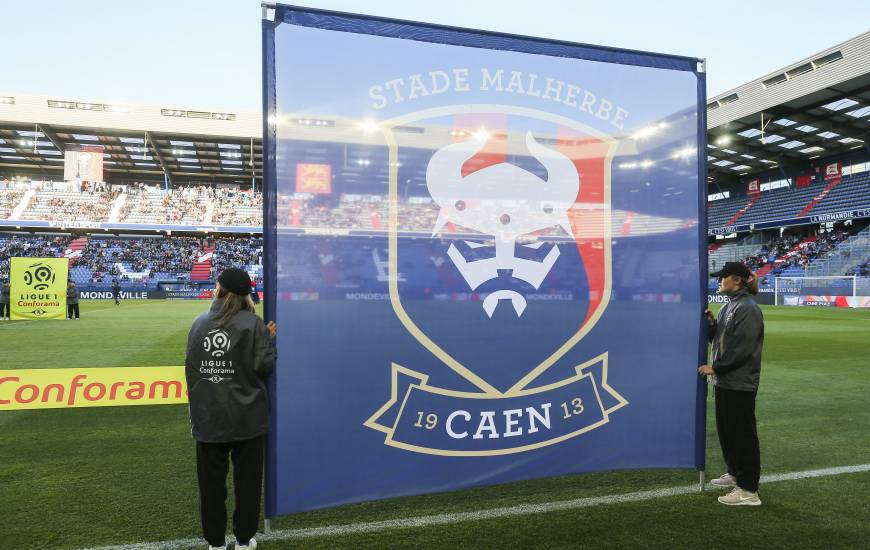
[698,470,705,492]
[694,58,709,474]
[261,8,278,520]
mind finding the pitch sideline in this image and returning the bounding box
[80,463,870,550]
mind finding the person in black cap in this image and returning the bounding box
[112,279,121,306]
[185,267,277,550]
[0,279,10,320]
[67,281,80,320]
[699,261,765,506]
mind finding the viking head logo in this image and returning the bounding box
[203,329,231,357]
[24,263,56,291]
[426,132,579,317]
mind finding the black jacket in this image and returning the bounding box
[709,288,764,392]
[185,299,276,442]
[67,285,79,305]
[0,284,9,305]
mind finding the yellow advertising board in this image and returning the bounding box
[0,366,186,410]
[10,257,69,320]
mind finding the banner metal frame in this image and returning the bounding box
[261,2,708,518]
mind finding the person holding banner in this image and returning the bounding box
[67,281,80,320]
[699,262,764,506]
[0,280,9,320]
[185,267,277,550]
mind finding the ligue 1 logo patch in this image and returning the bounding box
[364,106,628,455]
[23,262,56,291]
[203,329,231,357]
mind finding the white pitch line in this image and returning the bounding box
[80,463,870,550]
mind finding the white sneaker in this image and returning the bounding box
[710,473,736,488]
[236,539,257,550]
[208,545,226,550]
[718,487,761,506]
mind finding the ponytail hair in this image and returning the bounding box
[745,272,759,295]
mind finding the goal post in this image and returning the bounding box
[774,275,857,306]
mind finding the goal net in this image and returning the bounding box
[774,276,857,307]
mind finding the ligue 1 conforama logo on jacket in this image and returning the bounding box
[23,262,56,291]
[365,106,628,456]
[203,329,231,357]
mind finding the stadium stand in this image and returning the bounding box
[0,180,264,226]
[211,238,262,279]
[708,169,870,229]
[0,233,262,291]
[211,188,262,226]
[0,189,25,219]
[0,234,71,282]
[116,184,164,224]
[713,229,852,278]
[806,225,870,277]
[20,188,115,222]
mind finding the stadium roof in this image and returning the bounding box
[0,93,261,185]
[706,31,870,181]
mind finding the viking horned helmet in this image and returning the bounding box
[426,131,579,240]
[425,132,580,317]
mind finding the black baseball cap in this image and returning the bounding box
[710,262,751,279]
[217,268,251,295]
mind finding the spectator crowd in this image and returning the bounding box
[1,233,262,288]
[211,238,263,280]
[740,230,851,275]
[77,237,203,283]
[0,234,71,281]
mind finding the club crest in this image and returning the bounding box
[364,106,628,455]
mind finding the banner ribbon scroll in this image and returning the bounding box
[365,353,627,456]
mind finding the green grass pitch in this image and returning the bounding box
[1,301,869,548]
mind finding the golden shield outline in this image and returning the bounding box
[380,104,618,398]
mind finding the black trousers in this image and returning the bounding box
[715,386,761,492]
[195,436,264,547]
[67,303,80,319]
[0,303,8,317]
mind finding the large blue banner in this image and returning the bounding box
[264,6,706,516]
